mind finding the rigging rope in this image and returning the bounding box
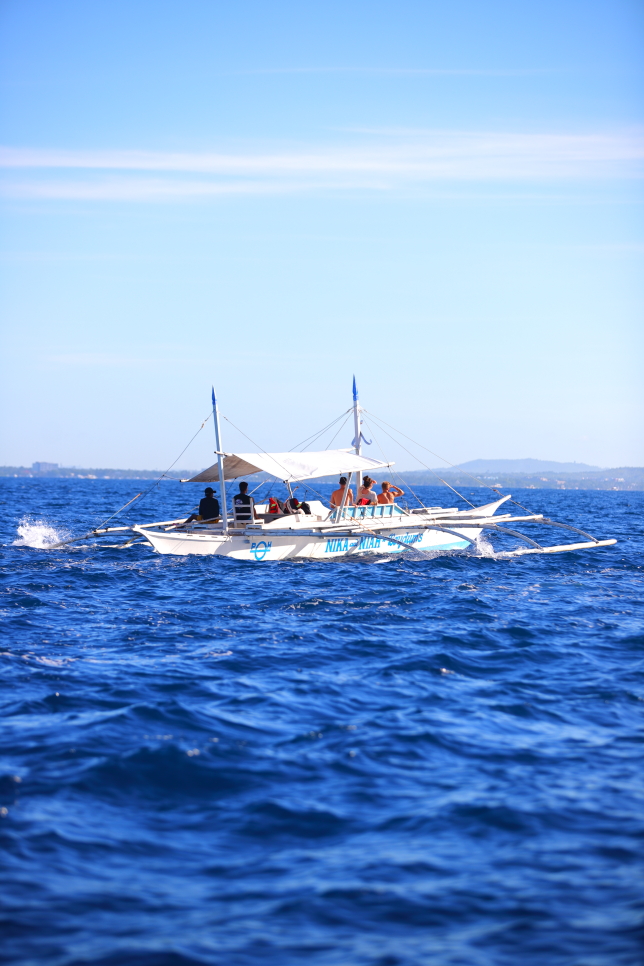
[362,410,475,508]
[290,409,352,452]
[324,412,353,451]
[362,409,538,516]
[92,411,214,530]
[360,414,425,510]
[221,414,341,508]
[48,410,215,547]
[222,415,291,476]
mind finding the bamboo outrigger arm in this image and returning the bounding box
[422,523,544,549]
[540,518,598,543]
[504,539,616,556]
[422,522,617,555]
[355,525,477,555]
[435,513,600,544]
[47,528,133,550]
[399,525,478,548]
[97,536,148,548]
[48,518,187,550]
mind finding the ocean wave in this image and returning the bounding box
[0,481,642,966]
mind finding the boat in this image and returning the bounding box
[61,380,616,561]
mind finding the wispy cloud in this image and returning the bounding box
[6,178,332,201]
[42,351,190,368]
[46,352,158,367]
[225,67,561,76]
[1,129,642,202]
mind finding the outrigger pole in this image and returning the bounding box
[212,386,228,534]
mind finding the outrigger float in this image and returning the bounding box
[54,382,616,561]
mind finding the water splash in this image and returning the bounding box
[12,517,68,549]
[476,532,498,557]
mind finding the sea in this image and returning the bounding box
[1,478,642,966]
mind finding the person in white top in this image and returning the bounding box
[356,476,378,506]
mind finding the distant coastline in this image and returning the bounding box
[1,462,642,490]
[0,466,196,481]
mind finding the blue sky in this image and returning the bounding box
[1,0,642,472]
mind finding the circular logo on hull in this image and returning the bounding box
[250,541,271,561]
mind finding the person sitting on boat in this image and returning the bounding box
[283,496,311,515]
[232,482,255,522]
[356,477,378,506]
[330,476,355,507]
[184,487,220,524]
[377,481,404,504]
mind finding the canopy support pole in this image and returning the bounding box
[335,471,353,522]
[212,386,228,534]
[352,376,362,492]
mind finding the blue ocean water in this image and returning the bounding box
[1,479,643,966]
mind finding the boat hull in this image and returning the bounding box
[135,525,475,560]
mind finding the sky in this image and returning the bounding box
[1,0,643,473]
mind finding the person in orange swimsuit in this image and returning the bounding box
[377,481,404,504]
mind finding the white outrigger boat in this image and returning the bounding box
[66,381,616,562]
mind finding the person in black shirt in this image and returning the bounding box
[184,487,220,524]
[232,481,255,523]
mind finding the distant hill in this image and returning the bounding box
[455,459,601,474]
[400,466,644,490]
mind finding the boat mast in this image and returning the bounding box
[352,375,362,492]
[212,386,228,533]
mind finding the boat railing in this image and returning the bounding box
[333,503,404,522]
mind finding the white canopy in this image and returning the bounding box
[183,450,392,484]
